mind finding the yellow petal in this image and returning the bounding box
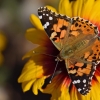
[22,79,36,92]
[95,75,100,83]
[46,5,57,13]
[72,0,84,17]
[89,1,100,22]
[22,45,50,60]
[90,80,100,100]
[30,14,43,30]
[0,32,7,51]
[32,76,46,95]
[22,49,35,60]
[43,77,61,100]
[50,89,61,100]
[25,28,51,45]
[43,73,71,100]
[77,91,90,100]
[70,85,78,100]
[58,0,72,17]
[58,88,70,100]
[22,45,55,66]
[18,60,44,82]
[81,0,95,19]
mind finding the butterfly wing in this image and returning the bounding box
[66,41,100,95]
[38,7,71,50]
[64,17,100,95]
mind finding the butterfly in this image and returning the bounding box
[38,7,100,95]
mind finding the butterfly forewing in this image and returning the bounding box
[38,7,100,95]
[38,7,71,50]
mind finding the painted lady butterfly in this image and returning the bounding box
[38,7,100,95]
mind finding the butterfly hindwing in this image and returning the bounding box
[65,59,96,95]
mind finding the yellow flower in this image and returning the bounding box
[18,0,100,100]
[0,31,7,65]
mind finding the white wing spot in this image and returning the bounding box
[89,76,93,80]
[39,16,42,19]
[72,80,78,84]
[83,79,86,83]
[86,89,89,91]
[78,88,82,92]
[46,14,49,16]
[44,7,46,9]
[43,24,47,29]
[77,79,80,83]
[84,84,86,87]
[72,81,75,84]
[83,88,85,90]
[46,22,49,26]
[97,61,100,64]
[92,71,95,75]
[49,16,53,20]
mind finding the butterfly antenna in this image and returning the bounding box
[49,60,59,83]
[33,51,57,58]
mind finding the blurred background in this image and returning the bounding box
[0,0,59,100]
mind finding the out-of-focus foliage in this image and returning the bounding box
[0,0,59,100]
[0,31,7,65]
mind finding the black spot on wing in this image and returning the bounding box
[75,23,78,27]
[85,20,89,23]
[60,25,68,30]
[52,37,57,41]
[55,32,61,37]
[71,18,76,24]
[87,29,90,31]
[79,25,81,27]
[76,17,79,21]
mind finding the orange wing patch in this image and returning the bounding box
[51,18,70,42]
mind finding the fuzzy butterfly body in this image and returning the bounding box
[38,7,100,95]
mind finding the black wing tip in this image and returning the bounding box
[38,6,70,20]
[78,86,91,95]
[38,6,51,16]
[80,89,91,95]
[38,7,48,12]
